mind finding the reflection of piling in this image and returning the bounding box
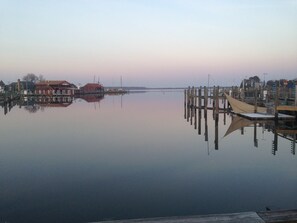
[291,139,296,155]
[254,123,258,147]
[215,114,219,150]
[4,102,8,115]
[205,109,208,142]
[272,128,278,155]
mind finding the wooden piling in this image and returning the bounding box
[295,84,297,106]
[204,86,208,109]
[275,87,279,120]
[215,86,219,119]
[197,87,202,135]
[198,87,202,110]
[184,89,187,119]
[254,88,258,113]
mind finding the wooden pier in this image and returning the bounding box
[185,85,297,120]
[184,86,297,154]
[93,209,297,223]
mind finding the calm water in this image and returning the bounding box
[0,91,296,223]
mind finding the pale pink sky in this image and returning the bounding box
[0,0,296,87]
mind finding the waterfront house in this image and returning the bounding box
[0,80,5,93]
[78,83,104,94]
[240,76,261,89]
[35,80,77,96]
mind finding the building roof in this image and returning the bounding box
[36,80,70,86]
[81,83,103,88]
[36,80,77,89]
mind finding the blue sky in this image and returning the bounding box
[0,0,296,87]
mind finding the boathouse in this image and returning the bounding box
[35,80,77,96]
[79,83,104,94]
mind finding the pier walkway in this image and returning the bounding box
[93,209,297,223]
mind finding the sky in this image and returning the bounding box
[0,0,297,87]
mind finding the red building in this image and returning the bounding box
[79,83,104,94]
[35,80,77,96]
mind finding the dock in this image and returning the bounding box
[184,85,297,121]
[238,112,295,120]
[93,209,297,223]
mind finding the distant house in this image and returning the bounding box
[35,80,77,96]
[0,80,5,93]
[78,83,104,94]
[240,76,261,89]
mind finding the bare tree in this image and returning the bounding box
[22,73,46,83]
[22,73,38,83]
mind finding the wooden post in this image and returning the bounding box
[204,108,208,142]
[184,89,187,119]
[295,84,297,106]
[194,88,197,108]
[275,87,279,120]
[254,88,258,113]
[191,87,194,107]
[212,86,215,117]
[187,87,190,122]
[194,104,197,129]
[215,86,219,119]
[190,87,195,125]
[198,86,201,135]
[198,105,201,135]
[187,86,191,106]
[198,87,202,109]
[204,86,207,109]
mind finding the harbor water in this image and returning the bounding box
[0,90,296,223]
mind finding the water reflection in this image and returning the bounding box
[184,96,297,155]
[1,95,104,114]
